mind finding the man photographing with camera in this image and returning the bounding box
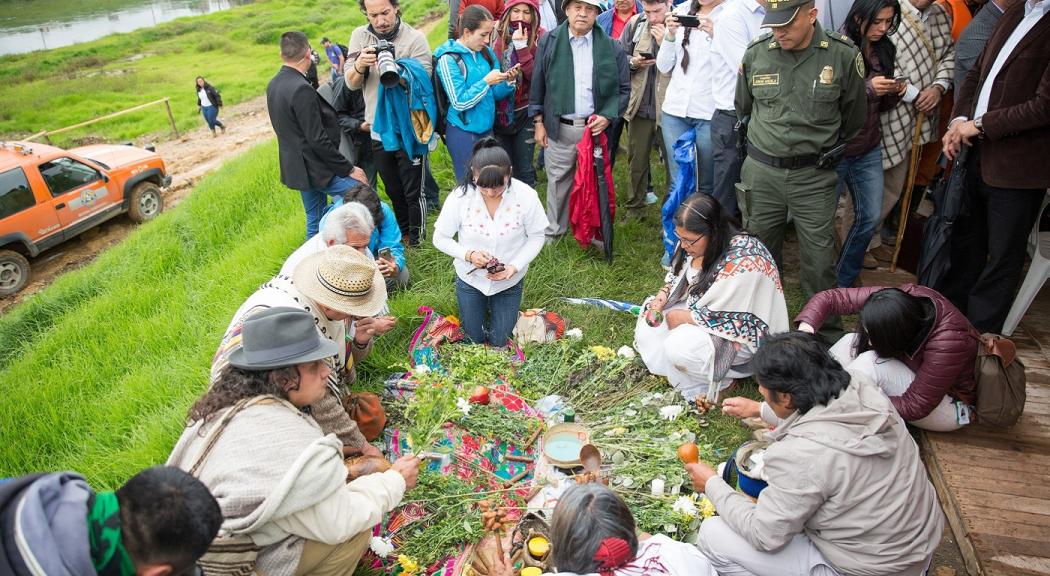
[345,0,433,247]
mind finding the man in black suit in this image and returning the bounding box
[267,31,366,239]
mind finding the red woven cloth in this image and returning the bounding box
[569,120,615,249]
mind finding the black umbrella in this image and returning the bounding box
[917,146,970,290]
[593,143,614,263]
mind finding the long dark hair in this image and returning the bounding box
[753,332,852,414]
[670,193,742,296]
[549,484,638,574]
[458,136,513,193]
[856,288,931,360]
[679,0,702,72]
[459,5,496,66]
[843,0,899,76]
[187,365,301,430]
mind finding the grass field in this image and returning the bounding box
[0,0,445,145]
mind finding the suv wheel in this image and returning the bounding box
[0,250,30,297]
[129,182,164,222]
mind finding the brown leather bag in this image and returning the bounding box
[343,391,387,441]
[973,334,1027,428]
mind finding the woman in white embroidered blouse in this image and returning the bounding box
[433,137,549,345]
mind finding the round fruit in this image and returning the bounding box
[677,442,699,464]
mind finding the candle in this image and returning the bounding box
[651,478,665,496]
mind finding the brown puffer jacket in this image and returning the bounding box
[794,284,979,421]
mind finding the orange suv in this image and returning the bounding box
[0,141,170,296]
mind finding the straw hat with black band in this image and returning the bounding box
[228,306,341,370]
[761,0,809,27]
[292,244,388,319]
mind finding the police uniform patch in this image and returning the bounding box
[819,40,829,48]
[854,52,865,77]
[819,66,834,85]
[752,73,780,86]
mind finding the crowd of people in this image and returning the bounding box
[4,0,1046,573]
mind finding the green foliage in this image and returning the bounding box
[0,0,447,144]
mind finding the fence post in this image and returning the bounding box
[164,97,179,139]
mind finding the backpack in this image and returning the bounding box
[432,52,466,140]
[973,333,1027,427]
[337,43,350,59]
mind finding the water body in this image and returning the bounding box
[0,0,253,56]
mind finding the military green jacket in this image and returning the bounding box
[735,23,868,157]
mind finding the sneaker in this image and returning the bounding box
[645,192,658,205]
[870,245,895,263]
[220,124,226,134]
[862,253,879,270]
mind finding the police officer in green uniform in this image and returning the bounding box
[735,0,866,306]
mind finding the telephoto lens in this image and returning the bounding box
[375,40,399,88]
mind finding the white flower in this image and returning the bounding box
[672,495,698,518]
[413,364,431,376]
[456,397,471,417]
[370,536,395,557]
[566,328,583,339]
[616,345,636,359]
[659,405,684,421]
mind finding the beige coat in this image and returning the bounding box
[705,372,944,576]
[621,13,671,123]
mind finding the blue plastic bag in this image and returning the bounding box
[662,128,698,259]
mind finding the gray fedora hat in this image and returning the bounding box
[227,307,341,370]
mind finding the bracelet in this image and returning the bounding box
[353,63,365,74]
[467,250,475,262]
[352,337,371,350]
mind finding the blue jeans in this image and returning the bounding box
[200,105,223,131]
[300,174,364,239]
[455,276,523,346]
[496,114,536,187]
[661,113,714,197]
[447,124,490,182]
[835,146,884,287]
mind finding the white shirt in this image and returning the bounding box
[974,0,1050,117]
[710,0,767,111]
[568,30,596,118]
[198,88,213,107]
[433,178,549,296]
[540,0,559,33]
[657,2,725,120]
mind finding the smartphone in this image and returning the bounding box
[378,247,393,262]
[638,51,655,59]
[894,76,907,85]
[674,14,701,27]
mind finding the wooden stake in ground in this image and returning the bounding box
[891,112,926,272]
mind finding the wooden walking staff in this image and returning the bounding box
[891,112,926,272]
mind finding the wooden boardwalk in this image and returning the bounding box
[861,266,1050,576]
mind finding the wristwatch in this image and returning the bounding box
[974,116,985,138]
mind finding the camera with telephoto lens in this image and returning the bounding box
[374,40,399,88]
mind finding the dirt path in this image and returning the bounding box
[0,95,275,314]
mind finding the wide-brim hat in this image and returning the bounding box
[761,0,806,27]
[228,307,341,370]
[561,0,604,10]
[292,244,388,318]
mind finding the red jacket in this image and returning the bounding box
[569,126,615,248]
[795,284,979,421]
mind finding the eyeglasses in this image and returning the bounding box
[679,233,705,248]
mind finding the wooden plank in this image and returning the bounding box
[920,431,984,576]
[934,470,1050,500]
[974,533,1050,561]
[955,489,1050,519]
[927,439,1050,466]
[966,511,1050,541]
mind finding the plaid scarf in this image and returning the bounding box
[87,491,136,576]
